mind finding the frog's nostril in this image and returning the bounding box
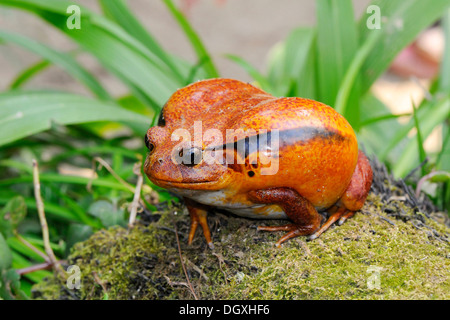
[158,158,164,164]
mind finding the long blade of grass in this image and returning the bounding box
[10,60,50,89]
[11,251,52,284]
[359,112,411,127]
[99,0,184,82]
[379,96,449,162]
[162,0,219,78]
[358,0,450,94]
[411,100,427,176]
[266,27,317,98]
[0,174,135,193]
[316,0,359,107]
[439,8,450,93]
[0,31,111,100]
[285,28,317,100]
[0,0,181,109]
[357,93,403,160]
[0,197,79,222]
[392,97,450,177]
[0,91,149,146]
[224,54,273,93]
[334,29,382,119]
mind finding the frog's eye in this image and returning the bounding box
[145,134,155,154]
[179,147,202,167]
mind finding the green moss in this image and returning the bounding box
[32,193,449,300]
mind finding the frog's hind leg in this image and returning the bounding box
[308,150,373,240]
[248,187,322,247]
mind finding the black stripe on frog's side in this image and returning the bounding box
[206,126,347,160]
[278,126,347,148]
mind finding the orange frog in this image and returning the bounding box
[144,78,373,248]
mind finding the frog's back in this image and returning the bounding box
[158,78,359,215]
[228,96,359,212]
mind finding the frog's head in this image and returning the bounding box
[143,78,274,193]
[144,124,236,192]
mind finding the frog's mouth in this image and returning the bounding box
[148,173,235,191]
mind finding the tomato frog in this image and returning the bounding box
[144,78,373,248]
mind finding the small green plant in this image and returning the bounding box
[0,0,448,299]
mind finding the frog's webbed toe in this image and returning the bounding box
[337,210,356,225]
[307,206,351,240]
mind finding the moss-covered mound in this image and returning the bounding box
[32,188,449,299]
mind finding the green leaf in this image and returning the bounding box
[0,174,135,194]
[0,0,181,109]
[224,54,273,93]
[99,0,184,82]
[0,269,28,300]
[65,223,93,255]
[0,233,12,270]
[0,31,111,100]
[359,112,411,127]
[316,0,359,107]
[357,93,403,161]
[379,95,449,163]
[6,237,47,263]
[429,171,450,183]
[334,29,382,122]
[0,196,27,238]
[0,91,149,147]
[439,9,450,93]
[436,122,450,171]
[358,0,450,94]
[162,0,219,78]
[392,97,450,177]
[411,100,427,175]
[11,251,51,284]
[10,60,50,89]
[87,200,126,228]
[284,28,317,99]
[266,27,317,98]
[0,197,80,222]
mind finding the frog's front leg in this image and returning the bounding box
[184,198,214,249]
[248,188,322,247]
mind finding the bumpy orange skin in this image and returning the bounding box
[144,78,373,247]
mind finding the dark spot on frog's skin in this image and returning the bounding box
[248,170,255,177]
